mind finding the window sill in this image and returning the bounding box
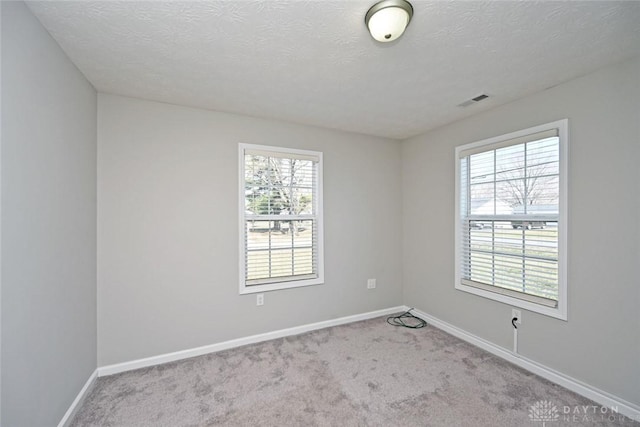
[455,282,567,321]
[240,277,324,294]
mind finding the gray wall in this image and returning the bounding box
[1,2,97,426]
[402,57,640,405]
[97,94,402,366]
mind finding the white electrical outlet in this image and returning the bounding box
[512,308,522,324]
[256,293,264,306]
[367,279,376,289]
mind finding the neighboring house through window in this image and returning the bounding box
[239,144,324,294]
[455,120,568,319]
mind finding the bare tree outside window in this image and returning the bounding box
[495,138,560,211]
[245,155,313,234]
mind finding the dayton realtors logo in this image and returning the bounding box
[529,400,630,424]
[529,400,559,426]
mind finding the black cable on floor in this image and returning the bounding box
[386,309,427,329]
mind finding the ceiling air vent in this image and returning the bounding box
[458,94,489,107]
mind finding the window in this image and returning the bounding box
[455,120,568,320]
[239,144,324,294]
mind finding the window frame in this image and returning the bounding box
[238,143,324,295]
[454,119,568,320]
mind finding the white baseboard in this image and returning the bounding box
[97,306,405,377]
[408,307,640,422]
[57,369,97,427]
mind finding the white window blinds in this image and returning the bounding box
[459,129,561,307]
[240,145,323,291]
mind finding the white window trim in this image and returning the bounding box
[238,143,324,295]
[454,119,569,320]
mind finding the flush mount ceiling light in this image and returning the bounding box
[365,0,413,43]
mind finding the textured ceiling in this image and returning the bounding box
[26,1,640,140]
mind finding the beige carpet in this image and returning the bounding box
[71,316,638,426]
